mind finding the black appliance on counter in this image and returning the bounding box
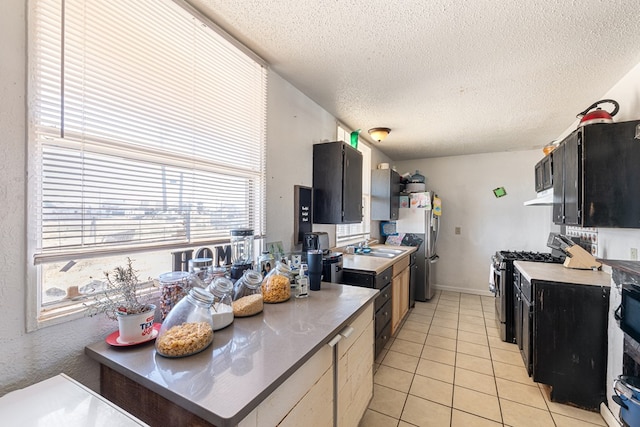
[322,252,343,283]
[490,251,564,343]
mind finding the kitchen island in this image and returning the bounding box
[85,283,378,427]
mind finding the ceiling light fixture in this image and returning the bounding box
[368,127,391,142]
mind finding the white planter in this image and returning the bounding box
[116,305,156,344]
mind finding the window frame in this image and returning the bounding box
[26,0,268,330]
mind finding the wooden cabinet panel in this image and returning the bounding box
[336,304,374,427]
[391,264,410,335]
[239,344,333,426]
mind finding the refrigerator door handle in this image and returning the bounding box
[429,255,439,263]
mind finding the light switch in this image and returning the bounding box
[455,227,461,235]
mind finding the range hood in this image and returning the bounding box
[524,188,554,206]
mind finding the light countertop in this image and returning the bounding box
[514,261,611,287]
[341,245,417,274]
[0,374,148,426]
[85,283,377,426]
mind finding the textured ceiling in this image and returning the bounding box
[189,0,640,160]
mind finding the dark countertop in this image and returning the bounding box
[514,261,611,286]
[601,259,640,276]
[85,283,377,427]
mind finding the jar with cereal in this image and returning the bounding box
[206,277,234,330]
[156,287,215,358]
[232,269,263,317]
[158,271,191,320]
[261,261,291,303]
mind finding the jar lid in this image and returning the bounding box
[241,269,263,286]
[210,277,234,295]
[189,287,215,305]
[230,228,253,237]
[159,271,191,283]
[190,257,213,268]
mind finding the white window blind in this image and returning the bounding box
[28,0,267,322]
[30,0,267,266]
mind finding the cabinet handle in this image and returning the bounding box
[384,293,389,298]
[384,311,388,316]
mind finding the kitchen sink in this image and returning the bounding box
[354,248,402,258]
[370,248,404,254]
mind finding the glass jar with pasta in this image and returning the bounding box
[155,287,215,358]
[261,261,292,303]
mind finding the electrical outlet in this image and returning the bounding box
[455,227,461,235]
[631,248,638,261]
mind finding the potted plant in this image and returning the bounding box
[87,257,157,344]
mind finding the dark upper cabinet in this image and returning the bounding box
[553,120,640,228]
[371,169,401,220]
[312,141,363,224]
[534,154,553,192]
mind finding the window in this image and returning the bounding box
[335,126,371,244]
[28,0,267,327]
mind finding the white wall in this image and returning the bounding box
[395,151,557,295]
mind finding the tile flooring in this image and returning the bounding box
[359,290,608,427]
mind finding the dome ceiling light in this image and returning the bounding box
[368,127,391,142]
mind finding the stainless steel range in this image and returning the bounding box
[490,251,564,343]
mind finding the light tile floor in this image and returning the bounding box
[359,290,608,427]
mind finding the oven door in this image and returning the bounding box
[620,284,640,343]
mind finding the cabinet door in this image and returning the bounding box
[336,304,374,427]
[312,142,362,224]
[552,143,565,223]
[533,281,609,410]
[391,275,401,335]
[399,268,410,321]
[371,169,400,220]
[563,132,581,225]
[342,144,363,223]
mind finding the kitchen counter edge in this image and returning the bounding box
[85,283,378,426]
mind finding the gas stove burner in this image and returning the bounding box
[496,250,564,264]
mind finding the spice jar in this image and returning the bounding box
[232,270,264,317]
[158,271,191,320]
[261,261,291,303]
[189,257,214,287]
[207,277,234,330]
[156,287,215,358]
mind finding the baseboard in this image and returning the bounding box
[434,284,494,298]
[601,402,622,427]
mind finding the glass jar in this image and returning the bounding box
[155,287,215,358]
[189,257,214,287]
[230,229,254,266]
[211,266,228,281]
[232,269,264,317]
[207,277,234,330]
[158,271,191,320]
[261,261,291,303]
[258,251,275,277]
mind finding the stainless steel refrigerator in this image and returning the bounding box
[395,195,440,301]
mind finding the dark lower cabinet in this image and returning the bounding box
[343,267,393,358]
[532,281,610,410]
